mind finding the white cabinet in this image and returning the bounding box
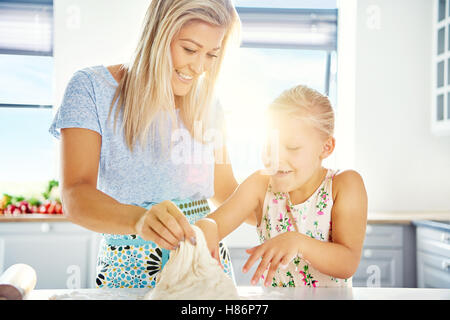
[354,248,403,287]
[415,221,450,288]
[0,222,101,289]
[225,223,260,286]
[0,238,4,272]
[352,224,416,288]
[228,247,258,286]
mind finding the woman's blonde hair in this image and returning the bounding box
[108,0,240,152]
[268,85,335,139]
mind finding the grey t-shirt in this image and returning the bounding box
[49,65,223,207]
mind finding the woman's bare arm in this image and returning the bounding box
[60,128,195,249]
[60,128,144,234]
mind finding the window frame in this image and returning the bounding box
[432,0,450,136]
[236,6,337,96]
[0,0,54,109]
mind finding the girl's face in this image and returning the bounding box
[265,113,333,193]
[170,20,225,97]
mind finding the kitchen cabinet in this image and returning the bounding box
[414,220,450,288]
[352,224,416,288]
[225,223,259,286]
[229,246,259,286]
[0,221,101,289]
[0,237,4,272]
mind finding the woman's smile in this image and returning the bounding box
[175,69,194,83]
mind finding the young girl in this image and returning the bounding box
[196,85,368,287]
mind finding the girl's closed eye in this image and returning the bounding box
[286,145,301,151]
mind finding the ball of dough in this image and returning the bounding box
[145,225,239,300]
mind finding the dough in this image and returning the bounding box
[145,225,239,300]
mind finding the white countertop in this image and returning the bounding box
[26,286,450,300]
[2,211,449,224]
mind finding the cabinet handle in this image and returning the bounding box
[442,260,450,272]
[40,223,51,233]
[441,233,450,244]
[363,249,372,258]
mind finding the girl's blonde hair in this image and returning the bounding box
[108,0,240,152]
[268,85,335,139]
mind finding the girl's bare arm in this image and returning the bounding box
[206,171,269,240]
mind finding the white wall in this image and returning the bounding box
[52,0,150,178]
[352,0,450,212]
[53,0,149,108]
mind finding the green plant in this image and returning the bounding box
[42,180,59,200]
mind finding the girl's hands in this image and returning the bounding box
[242,232,303,286]
[134,200,197,251]
[195,218,223,268]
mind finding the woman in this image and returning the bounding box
[49,0,243,288]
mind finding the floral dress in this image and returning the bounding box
[256,169,351,288]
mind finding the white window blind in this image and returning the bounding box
[237,7,337,51]
[0,0,53,56]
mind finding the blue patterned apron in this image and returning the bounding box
[95,198,234,288]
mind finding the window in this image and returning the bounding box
[0,0,54,195]
[217,3,338,182]
[432,0,450,135]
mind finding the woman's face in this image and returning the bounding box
[170,20,226,97]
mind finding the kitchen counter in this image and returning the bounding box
[367,212,450,224]
[1,212,450,224]
[0,214,66,222]
[413,219,450,232]
[26,286,450,300]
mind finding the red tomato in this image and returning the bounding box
[54,203,63,214]
[6,205,16,214]
[47,202,56,214]
[39,204,48,214]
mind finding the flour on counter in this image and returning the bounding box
[48,289,146,300]
[145,225,239,300]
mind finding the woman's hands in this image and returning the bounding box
[242,232,303,286]
[134,200,197,251]
[195,218,222,267]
